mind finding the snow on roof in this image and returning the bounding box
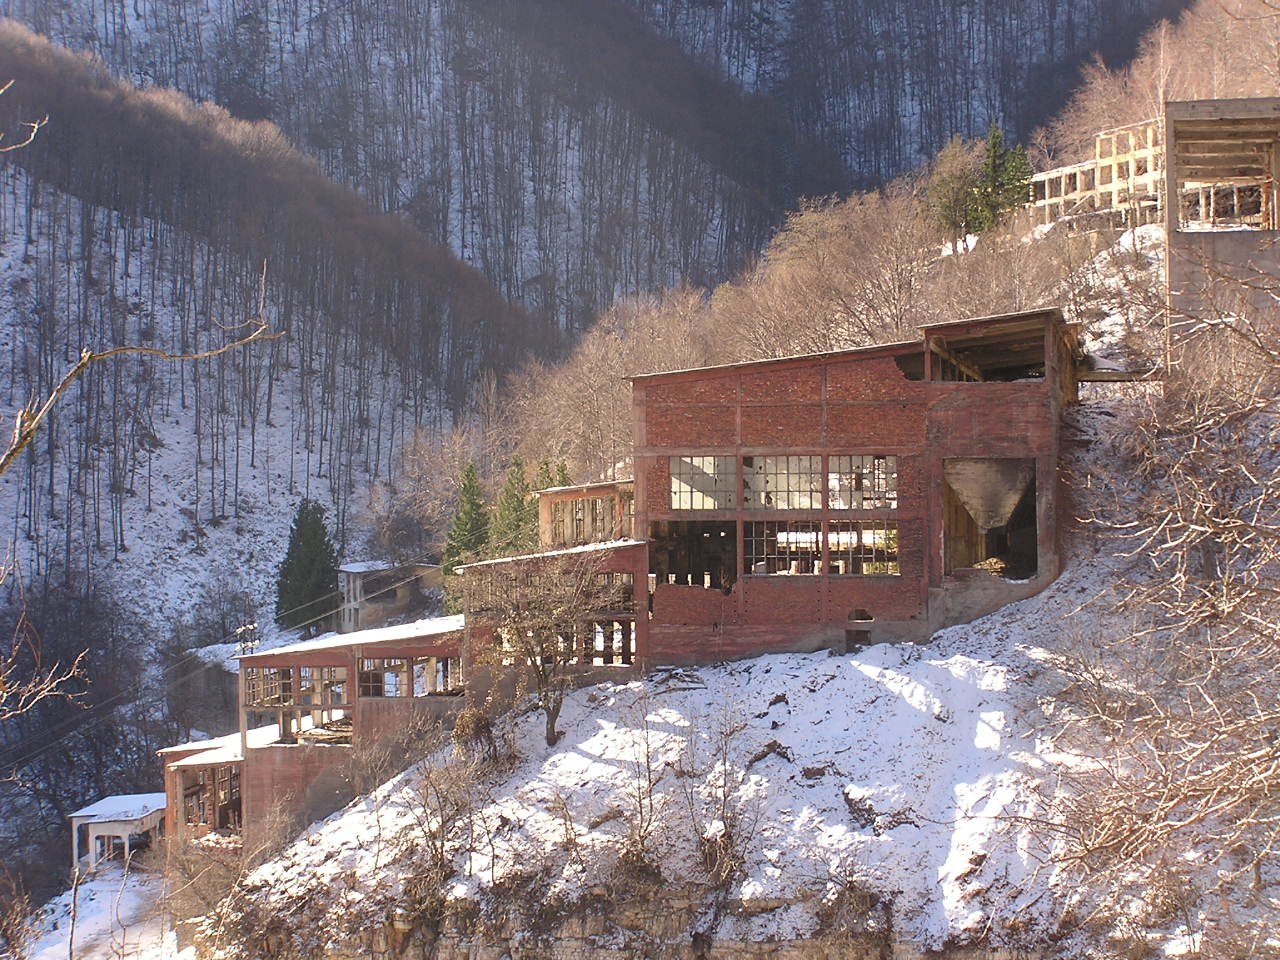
[456,539,646,571]
[237,614,466,659]
[68,793,167,824]
[159,723,284,765]
[339,560,395,574]
[536,479,633,496]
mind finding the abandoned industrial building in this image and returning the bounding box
[155,306,1078,840]
[159,615,466,837]
[140,97,1280,856]
[463,307,1077,668]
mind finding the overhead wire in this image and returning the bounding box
[0,563,439,775]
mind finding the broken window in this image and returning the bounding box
[411,657,464,695]
[594,571,636,612]
[827,521,900,575]
[248,666,343,707]
[586,620,635,666]
[244,667,295,707]
[649,519,736,589]
[671,456,737,510]
[742,456,822,510]
[551,496,617,546]
[828,456,898,510]
[358,658,410,698]
[943,459,1037,579]
[744,520,822,575]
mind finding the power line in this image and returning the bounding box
[1,564,439,775]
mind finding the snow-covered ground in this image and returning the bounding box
[0,164,425,639]
[26,863,191,960]
[237,544,1127,952]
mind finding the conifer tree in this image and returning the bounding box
[276,499,340,636]
[970,123,1032,232]
[555,461,572,487]
[535,459,556,493]
[490,457,538,555]
[443,462,490,576]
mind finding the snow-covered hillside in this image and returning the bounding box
[228,545,1130,953]
[0,162,419,637]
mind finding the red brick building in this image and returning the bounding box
[163,308,1079,837]
[631,308,1077,662]
[466,308,1077,666]
[159,615,466,837]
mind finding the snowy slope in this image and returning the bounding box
[0,163,425,640]
[234,546,1130,952]
[25,864,190,960]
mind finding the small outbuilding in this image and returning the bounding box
[68,793,166,875]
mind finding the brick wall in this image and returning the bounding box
[633,335,1065,662]
[241,743,353,838]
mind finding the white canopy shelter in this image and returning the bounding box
[68,793,166,874]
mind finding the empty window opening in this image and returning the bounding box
[743,456,822,509]
[671,456,737,510]
[928,321,1047,382]
[551,496,618,546]
[894,352,926,380]
[828,521,900,575]
[943,459,1037,579]
[828,456,899,510]
[586,619,635,666]
[745,520,822,575]
[649,520,737,590]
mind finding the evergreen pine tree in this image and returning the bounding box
[555,461,572,487]
[970,123,1032,232]
[490,457,538,555]
[443,462,491,576]
[276,499,340,636]
[535,459,556,493]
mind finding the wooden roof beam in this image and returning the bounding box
[929,340,984,381]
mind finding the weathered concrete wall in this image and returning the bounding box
[241,743,353,839]
[1167,228,1280,322]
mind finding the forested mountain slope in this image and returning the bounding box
[624,0,1195,182]
[1,0,1190,330]
[1,0,817,331]
[0,25,514,635]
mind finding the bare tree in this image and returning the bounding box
[467,551,628,746]
[1040,311,1280,954]
[0,866,36,960]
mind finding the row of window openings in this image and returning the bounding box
[651,519,900,586]
[671,455,898,512]
[243,659,463,707]
[499,619,637,667]
[182,765,240,828]
[468,572,635,616]
[549,496,634,546]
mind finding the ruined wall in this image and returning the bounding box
[358,695,466,746]
[633,346,1064,662]
[1167,228,1280,323]
[241,744,353,836]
